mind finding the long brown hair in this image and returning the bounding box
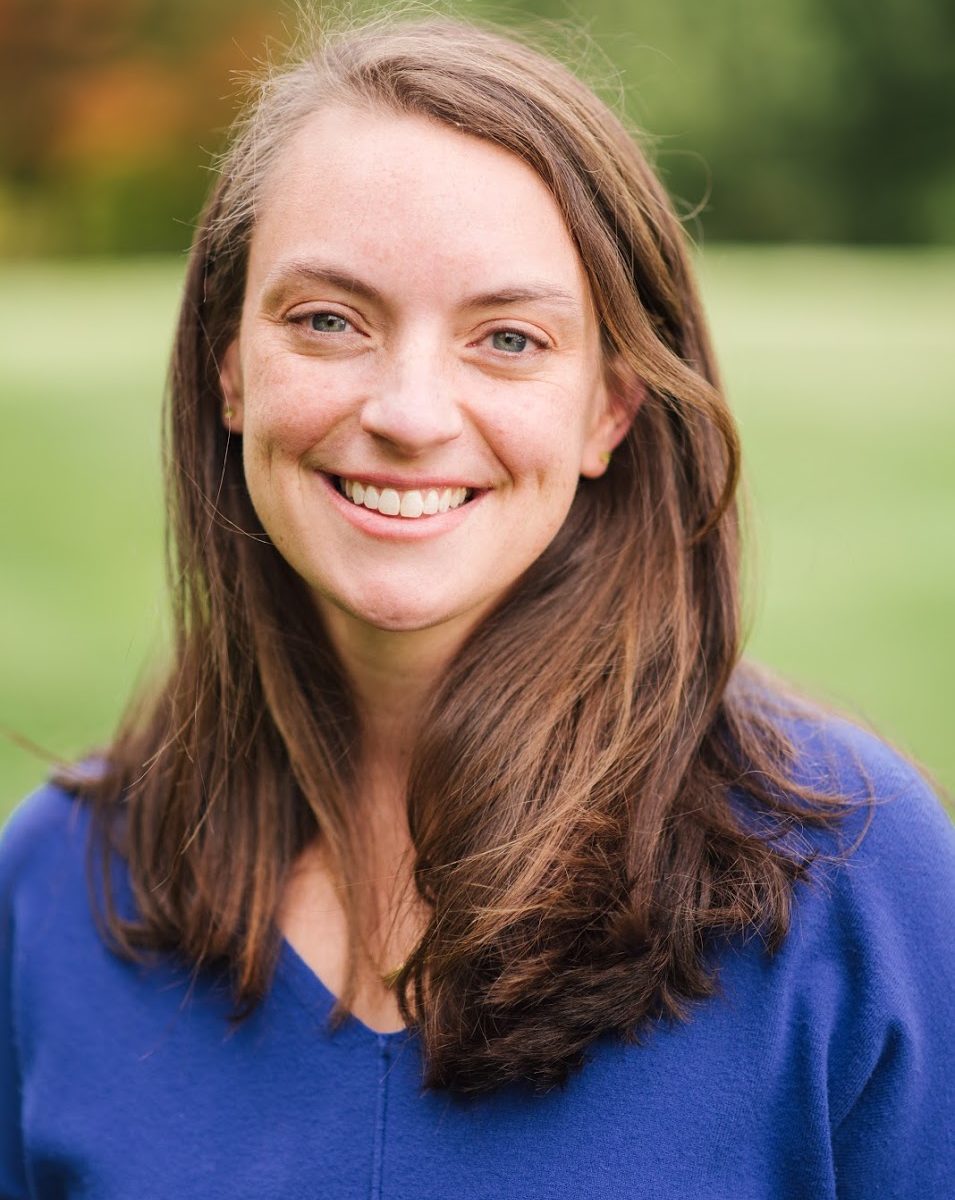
[65,12,863,1094]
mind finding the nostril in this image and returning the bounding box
[358,390,465,451]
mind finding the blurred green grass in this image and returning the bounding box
[1,249,953,817]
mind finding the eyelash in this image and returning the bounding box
[286,311,550,356]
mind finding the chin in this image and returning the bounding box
[317,584,479,636]
[354,604,443,633]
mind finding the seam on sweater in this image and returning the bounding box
[370,1035,391,1200]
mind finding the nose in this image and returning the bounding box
[359,339,464,454]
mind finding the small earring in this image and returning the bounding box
[224,405,234,421]
[599,450,612,465]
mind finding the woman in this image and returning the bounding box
[2,13,954,1198]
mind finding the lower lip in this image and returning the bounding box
[315,473,487,541]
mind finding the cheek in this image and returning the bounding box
[484,391,592,493]
[242,356,349,458]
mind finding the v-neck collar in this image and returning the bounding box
[275,936,415,1047]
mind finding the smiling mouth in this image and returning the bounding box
[332,475,477,519]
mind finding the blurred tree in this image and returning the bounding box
[808,0,955,241]
[552,0,955,243]
[0,0,284,253]
[0,0,952,253]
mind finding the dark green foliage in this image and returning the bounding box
[1,0,952,252]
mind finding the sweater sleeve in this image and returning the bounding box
[0,795,40,1199]
[0,895,28,1199]
[824,733,955,1198]
[0,785,82,1200]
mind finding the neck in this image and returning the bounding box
[317,601,477,778]
[308,603,478,968]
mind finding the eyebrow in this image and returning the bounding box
[262,262,381,308]
[260,260,583,315]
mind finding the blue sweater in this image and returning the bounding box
[2,719,954,1199]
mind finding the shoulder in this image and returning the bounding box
[783,708,940,797]
[770,716,955,1115]
[708,713,955,1187]
[1,780,91,872]
[774,719,955,1185]
[0,781,93,918]
[781,711,954,878]
[769,711,955,962]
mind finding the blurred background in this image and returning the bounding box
[1,0,953,813]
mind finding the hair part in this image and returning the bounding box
[64,9,864,1095]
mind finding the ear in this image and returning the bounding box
[218,338,245,433]
[579,359,645,479]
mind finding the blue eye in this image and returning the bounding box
[309,312,349,333]
[491,330,528,353]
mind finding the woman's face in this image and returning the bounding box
[221,105,630,639]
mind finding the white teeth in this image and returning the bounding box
[378,488,401,516]
[337,477,472,518]
[400,491,425,518]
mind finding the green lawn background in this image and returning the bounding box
[2,248,953,818]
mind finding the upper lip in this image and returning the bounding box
[324,470,486,491]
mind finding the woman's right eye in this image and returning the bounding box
[307,312,350,333]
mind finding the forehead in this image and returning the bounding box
[246,103,593,310]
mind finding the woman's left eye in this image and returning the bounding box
[487,329,546,355]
